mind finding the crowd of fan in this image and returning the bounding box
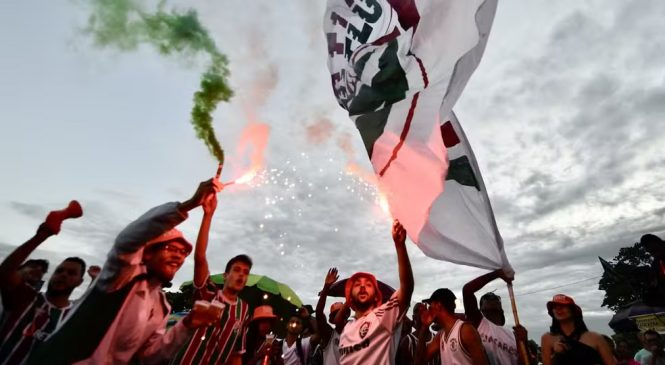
[1,179,664,365]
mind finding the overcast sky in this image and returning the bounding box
[1,0,664,339]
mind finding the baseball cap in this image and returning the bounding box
[423,288,456,306]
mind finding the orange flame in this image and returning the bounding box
[234,170,258,185]
[229,111,270,186]
[378,193,391,216]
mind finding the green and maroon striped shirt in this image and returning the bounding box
[171,285,249,365]
[0,285,71,365]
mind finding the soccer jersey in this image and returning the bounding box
[171,283,250,365]
[323,331,341,365]
[477,317,517,365]
[0,286,71,365]
[339,292,404,365]
[440,320,473,365]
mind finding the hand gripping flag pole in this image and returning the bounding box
[507,283,530,365]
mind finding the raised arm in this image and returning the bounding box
[0,201,79,307]
[462,269,512,327]
[315,268,338,348]
[193,191,218,287]
[393,220,414,315]
[0,224,54,307]
[100,179,218,291]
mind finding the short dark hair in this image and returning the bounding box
[225,254,252,273]
[63,257,86,278]
[19,259,49,273]
[479,292,501,307]
[644,330,661,338]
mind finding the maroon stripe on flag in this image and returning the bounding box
[351,27,401,64]
[379,92,420,177]
[387,0,420,30]
[440,121,460,147]
[371,27,401,46]
[409,51,429,87]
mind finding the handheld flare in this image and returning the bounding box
[215,164,223,181]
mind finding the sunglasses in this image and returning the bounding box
[161,244,191,256]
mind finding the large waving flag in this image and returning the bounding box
[324,0,510,270]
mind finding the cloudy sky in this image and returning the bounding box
[1,0,664,339]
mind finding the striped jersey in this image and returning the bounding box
[0,286,71,365]
[339,292,403,365]
[171,285,249,365]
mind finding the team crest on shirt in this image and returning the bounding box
[450,338,459,352]
[359,322,370,339]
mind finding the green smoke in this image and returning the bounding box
[85,0,231,163]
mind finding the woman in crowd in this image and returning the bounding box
[541,294,616,365]
[244,306,279,365]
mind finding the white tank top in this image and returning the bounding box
[477,317,518,365]
[323,330,341,365]
[440,320,474,365]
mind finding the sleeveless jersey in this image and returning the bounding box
[323,330,341,365]
[440,320,473,365]
[477,317,517,365]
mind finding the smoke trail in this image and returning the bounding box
[85,0,231,163]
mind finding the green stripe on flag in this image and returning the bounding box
[446,156,480,190]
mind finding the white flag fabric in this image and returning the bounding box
[324,0,511,270]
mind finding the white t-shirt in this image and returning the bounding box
[440,320,474,365]
[339,292,404,365]
[635,348,652,364]
[282,337,311,365]
[323,330,341,365]
[477,317,518,365]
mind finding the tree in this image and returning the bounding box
[598,242,652,312]
[164,286,194,313]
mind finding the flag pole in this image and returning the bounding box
[507,283,530,365]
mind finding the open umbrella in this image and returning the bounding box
[608,301,665,332]
[180,273,303,334]
[327,278,396,304]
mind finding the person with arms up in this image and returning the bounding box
[0,203,86,365]
[315,267,350,365]
[27,180,221,365]
[415,288,489,365]
[171,184,252,365]
[338,220,414,365]
[462,269,530,364]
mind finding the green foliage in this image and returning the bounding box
[598,242,652,312]
[85,0,231,163]
[164,286,194,313]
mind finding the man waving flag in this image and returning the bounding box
[324,0,511,271]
